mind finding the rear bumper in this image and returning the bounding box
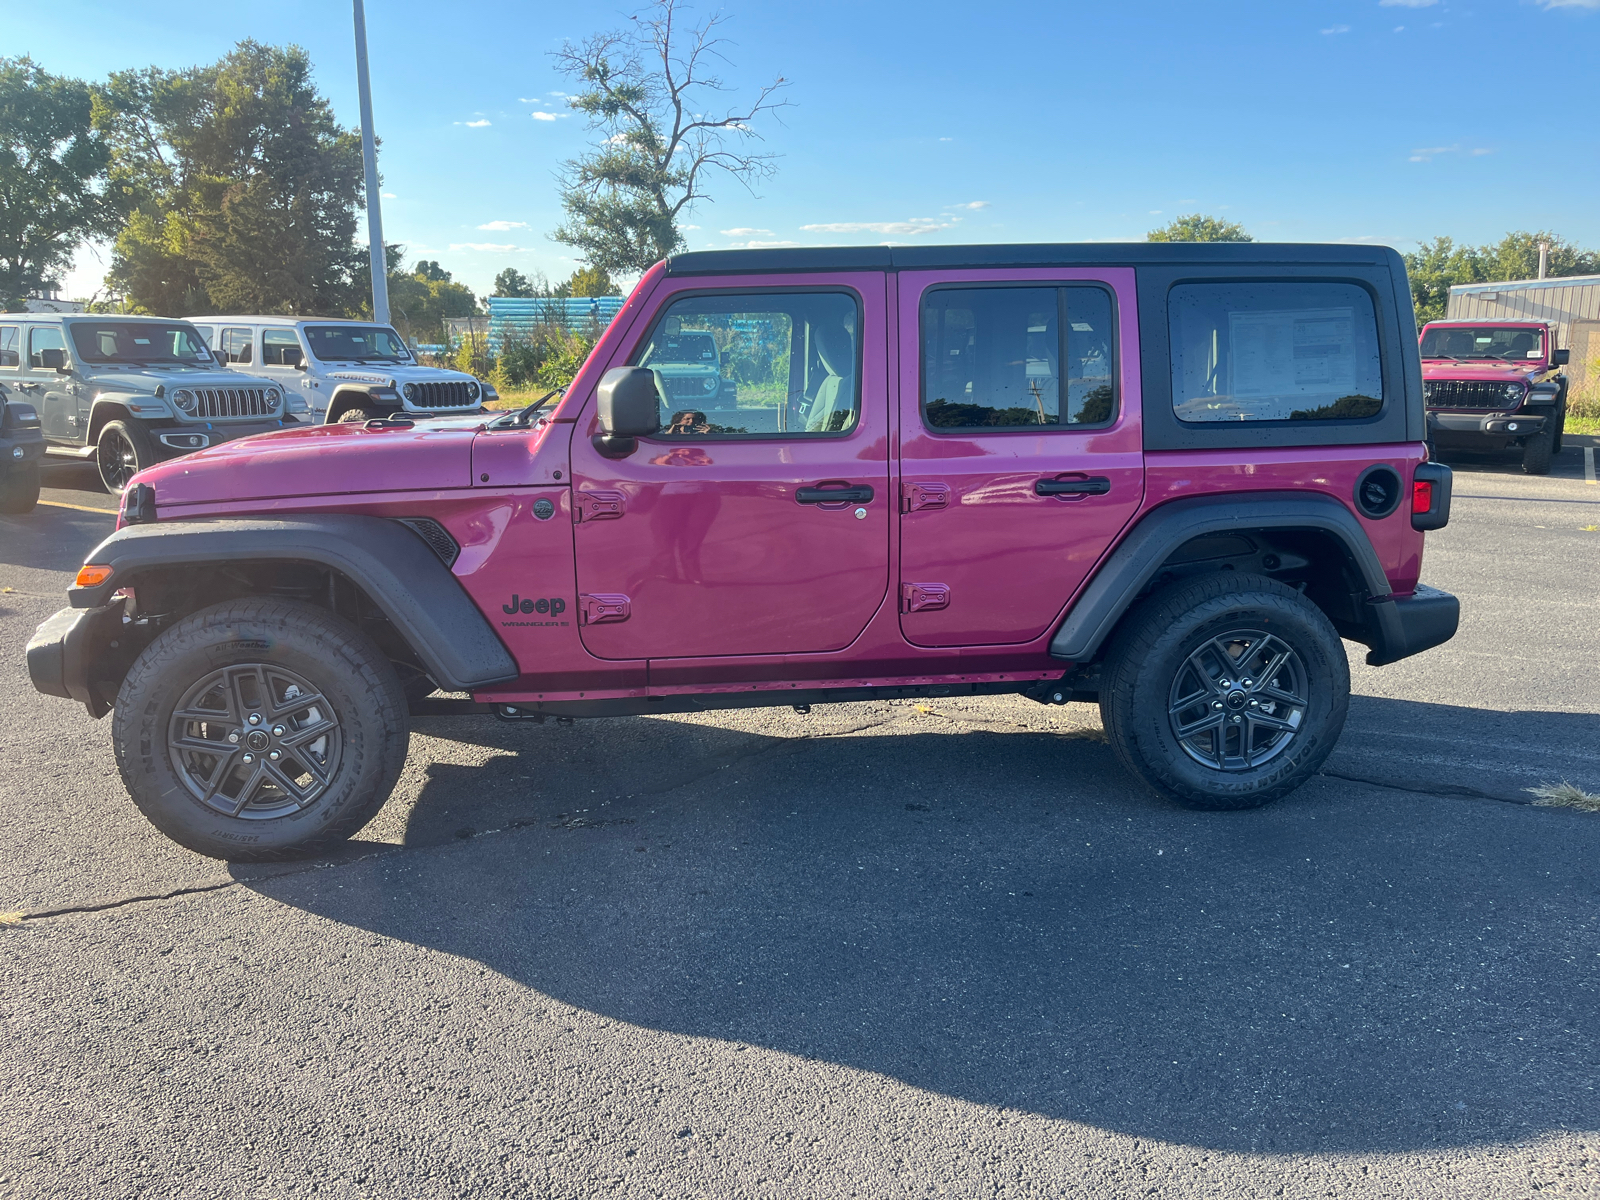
[1428,409,1547,436]
[1365,584,1460,667]
[26,604,125,718]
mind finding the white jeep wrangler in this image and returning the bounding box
[194,316,495,423]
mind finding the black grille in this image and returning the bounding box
[396,517,459,567]
[408,381,478,408]
[193,387,276,418]
[1425,380,1522,410]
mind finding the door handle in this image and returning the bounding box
[796,484,874,505]
[1036,477,1111,497]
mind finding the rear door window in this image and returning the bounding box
[920,285,1116,430]
[219,327,254,364]
[1169,281,1383,422]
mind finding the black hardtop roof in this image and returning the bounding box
[665,242,1400,276]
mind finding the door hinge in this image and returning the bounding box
[901,582,951,613]
[901,482,950,513]
[575,489,626,522]
[579,593,631,624]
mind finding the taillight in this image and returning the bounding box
[1412,480,1433,514]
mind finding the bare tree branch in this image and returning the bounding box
[550,0,790,275]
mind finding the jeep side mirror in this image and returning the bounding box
[40,348,67,373]
[593,367,662,458]
[1552,348,1570,366]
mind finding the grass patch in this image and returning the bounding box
[1526,780,1600,812]
[1565,415,1600,436]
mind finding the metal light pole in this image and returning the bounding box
[353,0,390,326]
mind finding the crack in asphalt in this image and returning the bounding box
[1318,768,1532,806]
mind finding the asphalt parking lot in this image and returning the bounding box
[2,446,1597,1198]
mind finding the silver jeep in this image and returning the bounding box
[1,314,303,492]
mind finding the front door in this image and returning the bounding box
[897,269,1145,647]
[24,325,80,442]
[569,276,890,662]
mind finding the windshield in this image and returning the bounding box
[304,324,412,363]
[1421,326,1546,361]
[642,331,718,366]
[68,321,215,366]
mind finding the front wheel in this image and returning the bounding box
[113,598,410,861]
[335,405,381,424]
[96,420,156,493]
[1521,426,1554,475]
[0,461,40,513]
[1099,573,1350,811]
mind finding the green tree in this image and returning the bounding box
[1402,230,1599,324]
[550,0,788,275]
[386,255,478,344]
[96,41,366,316]
[493,267,534,297]
[0,58,113,309]
[565,264,620,296]
[1147,214,1253,243]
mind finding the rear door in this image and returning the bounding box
[896,268,1145,646]
[569,274,890,661]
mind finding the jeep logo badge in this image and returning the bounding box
[503,594,567,616]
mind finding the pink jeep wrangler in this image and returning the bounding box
[1419,319,1570,474]
[27,244,1458,860]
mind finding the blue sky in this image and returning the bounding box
[17,0,1600,302]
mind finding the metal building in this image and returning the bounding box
[1446,276,1600,410]
[486,296,625,354]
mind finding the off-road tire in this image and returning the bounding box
[113,598,409,861]
[1099,573,1350,811]
[336,405,380,424]
[1521,426,1554,475]
[96,419,156,493]
[0,461,40,513]
[1552,400,1567,455]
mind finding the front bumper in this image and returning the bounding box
[153,418,297,457]
[26,604,129,718]
[1365,584,1460,667]
[1428,409,1549,436]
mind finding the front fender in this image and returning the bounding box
[68,515,518,691]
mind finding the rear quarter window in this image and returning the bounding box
[1169,281,1384,423]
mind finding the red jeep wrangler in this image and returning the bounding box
[27,244,1458,860]
[1419,319,1569,474]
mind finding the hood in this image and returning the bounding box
[1420,359,1545,382]
[133,419,480,508]
[322,363,479,385]
[86,364,277,394]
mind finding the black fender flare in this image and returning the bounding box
[1050,491,1403,664]
[69,515,518,691]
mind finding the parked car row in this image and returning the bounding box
[0,312,493,494]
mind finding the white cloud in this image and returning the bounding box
[1148,209,1163,215]
[1380,0,1437,6]
[682,224,701,231]
[800,219,953,236]
[477,220,529,231]
[531,112,566,122]
[720,227,772,236]
[456,119,491,127]
[938,137,954,142]
[1320,23,1351,33]
[1539,0,1600,7]
[381,192,397,199]
[450,242,520,253]
[728,240,801,249]
[947,201,989,210]
[1409,144,1459,161]
[1471,147,1493,155]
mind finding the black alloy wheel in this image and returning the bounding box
[95,420,154,493]
[167,662,343,819]
[1166,630,1309,772]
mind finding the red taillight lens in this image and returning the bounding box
[1412,480,1434,514]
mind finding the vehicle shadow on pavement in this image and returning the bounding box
[238,715,1600,1157]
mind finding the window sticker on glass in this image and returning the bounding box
[1227,308,1357,405]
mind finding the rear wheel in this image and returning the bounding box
[1521,426,1554,475]
[1099,573,1350,811]
[96,420,155,493]
[113,598,409,861]
[0,461,40,513]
